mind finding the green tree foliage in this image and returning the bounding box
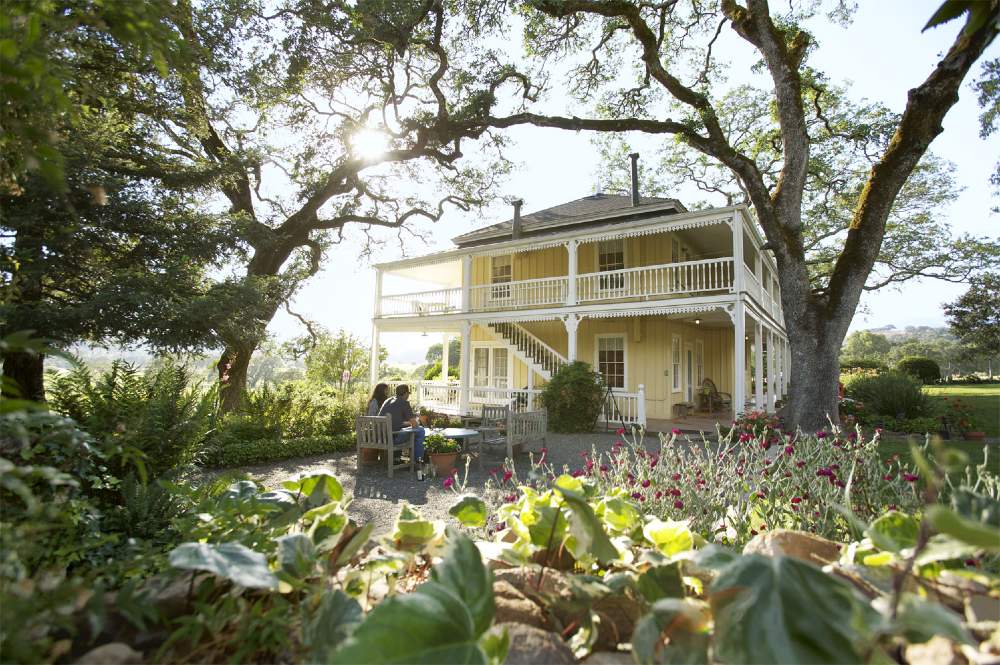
[291,329,380,391]
[975,57,999,211]
[841,331,893,362]
[945,273,1000,360]
[896,356,942,384]
[425,339,461,368]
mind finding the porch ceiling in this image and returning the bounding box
[386,259,462,287]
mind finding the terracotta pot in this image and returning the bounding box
[360,448,381,465]
[429,452,459,475]
[964,431,986,441]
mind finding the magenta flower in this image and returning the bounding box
[671,473,681,481]
[669,488,681,497]
[791,497,802,504]
[673,500,684,510]
[654,490,663,499]
[502,470,513,482]
[816,431,828,439]
[883,474,893,481]
[443,477,454,489]
[903,473,918,483]
[641,479,651,488]
[671,428,682,435]
[616,427,625,435]
[784,445,794,456]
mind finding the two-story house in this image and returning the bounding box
[369,159,788,430]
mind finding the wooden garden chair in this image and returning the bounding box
[355,415,414,478]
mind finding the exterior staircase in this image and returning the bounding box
[487,322,567,381]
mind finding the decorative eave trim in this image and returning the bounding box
[584,303,728,319]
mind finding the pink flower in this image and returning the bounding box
[502,470,513,482]
[616,427,625,435]
[671,428,682,435]
[883,474,893,481]
[784,445,794,456]
[649,455,659,469]
[791,497,802,504]
[903,473,918,483]
[673,500,684,510]
[443,477,454,489]
[796,460,806,468]
[572,469,584,477]
[739,433,751,443]
[654,491,663,499]
[641,479,651,488]
[671,473,681,481]
[669,488,681,497]
[816,431,827,439]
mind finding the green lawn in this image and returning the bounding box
[877,436,999,477]
[925,384,1000,437]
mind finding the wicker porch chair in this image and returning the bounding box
[699,378,732,414]
[356,415,414,478]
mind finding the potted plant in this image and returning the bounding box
[425,433,461,475]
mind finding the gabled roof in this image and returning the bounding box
[451,194,687,247]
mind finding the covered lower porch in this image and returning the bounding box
[370,299,788,431]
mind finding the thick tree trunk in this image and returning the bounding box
[3,351,46,402]
[217,340,257,413]
[784,327,843,433]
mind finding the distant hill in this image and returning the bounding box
[864,325,955,342]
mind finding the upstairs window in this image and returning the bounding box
[491,255,512,299]
[597,335,625,389]
[598,239,625,290]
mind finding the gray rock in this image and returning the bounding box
[494,622,575,665]
[75,642,143,665]
[494,580,549,630]
[743,529,841,565]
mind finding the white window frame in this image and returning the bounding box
[671,334,682,393]
[594,334,627,391]
[597,239,626,292]
[471,342,513,390]
[490,255,512,300]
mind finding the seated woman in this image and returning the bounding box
[366,383,389,416]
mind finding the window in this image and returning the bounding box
[597,239,625,290]
[596,335,625,389]
[492,348,508,389]
[473,347,490,387]
[671,335,681,392]
[695,340,704,387]
[491,255,511,299]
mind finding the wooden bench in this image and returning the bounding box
[356,415,414,478]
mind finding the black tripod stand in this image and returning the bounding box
[595,384,629,434]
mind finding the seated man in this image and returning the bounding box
[377,384,425,461]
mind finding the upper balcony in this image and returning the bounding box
[374,205,784,324]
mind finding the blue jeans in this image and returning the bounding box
[395,426,425,460]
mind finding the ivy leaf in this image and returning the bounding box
[690,544,739,571]
[643,519,694,557]
[301,589,362,660]
[913,533,982,567]
[709,555,881,664]
[220,480,258,502]
[330,581,486,664]
[636,563,685,603]
[866,511,919,553]
[391,501,437,552]
[431,527,495,635]
[894,593,974,645]
[168,542,278,589]
[479,627,509,665]
[295,470,344,507]
[633,598,711,665]
[927,505,1000,551]
[276,533,316,578]
[553,484,618,564]
[333,521,375,567]
[449,495,488,528]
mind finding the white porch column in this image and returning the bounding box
[754,319,764,411]
[566,240,579,306]
[527,370,535,410]
[563,314,580,362]
[767,328,776,412]
[732,301,746,417]
[441,333,450,381]
[461,254,472,312]
[731,214,744,294]
[369,324,380,386]
[459,320,472,414]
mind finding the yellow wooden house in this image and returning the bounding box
[370,166,788,430]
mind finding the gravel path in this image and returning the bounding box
[221,430,667,535]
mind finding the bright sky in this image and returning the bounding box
[270,1,1000,366]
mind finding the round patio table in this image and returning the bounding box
[436,427,480,451]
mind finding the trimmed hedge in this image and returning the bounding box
[895,356,941,384]
[202,433,355,468]
[839,358,887,373]
[844,371,929,420]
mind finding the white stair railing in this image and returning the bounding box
[487,321,567,380]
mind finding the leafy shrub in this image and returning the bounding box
[839,358,887,373]
[895,356,941,384]
[844,371,929,419]
[539,361,605,433]
[729,409,781,438]
[423,360,458,380]
[224,380,365,441]
[202,433,354,468]
[425,433,460,454]
[48,360,214,478]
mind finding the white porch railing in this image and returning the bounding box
[488,321,566,378]
[576,258,734,303]
[469,385,543,410]
[597,385,646,427]
[469,276,567,311]
[379,288,461,317]
[742,265,762,303]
